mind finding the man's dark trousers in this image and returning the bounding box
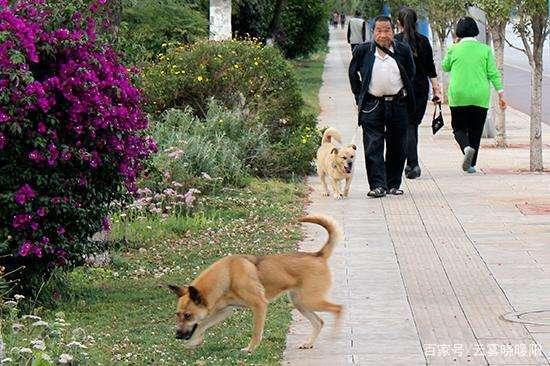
[360,98,408,191]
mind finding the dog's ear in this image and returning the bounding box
[188,285,204,306]
[331,148,339,155]
[351,144,357,150]
[168,284,184,297]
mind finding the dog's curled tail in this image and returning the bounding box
[300,214,342,259]
[322,127,342,144]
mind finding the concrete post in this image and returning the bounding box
[209,0,231,41]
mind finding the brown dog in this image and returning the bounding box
[168,214,342,353]
[316,127,356,199]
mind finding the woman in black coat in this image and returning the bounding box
[395,7,442,179]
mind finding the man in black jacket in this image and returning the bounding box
[349,15,415,198]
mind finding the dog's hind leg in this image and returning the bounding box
[185,307,234,348]
[289,292,324,349]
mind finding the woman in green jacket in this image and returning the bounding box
[442,16,507,173]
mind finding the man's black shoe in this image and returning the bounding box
[367,187,386,198]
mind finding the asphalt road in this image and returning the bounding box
[504,64,550,125]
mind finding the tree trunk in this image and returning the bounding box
[490,22,506,147]
[529,17,544,171]
[267,0,285,40]
[436,31,449,104]
[209,0,232,41]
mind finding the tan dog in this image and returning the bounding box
[316,127,356,199]
[168,214,342,353]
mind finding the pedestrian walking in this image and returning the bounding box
[442,16,507,173]
[349,15,416,198]
[347,10,368,52]
[395,7,442,179]
[340,12,346,29]
[331,11,340,29]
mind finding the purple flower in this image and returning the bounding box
[36,207,46,217]
[32,246,42,258]
[18,240,32,257]
[37,121,47,134]
[12,213,32,229]
[14,184,36,205]
[0,132,6,150]
[40,236,49,244]
[30,222,39,231]
[0,111,9,123]
[28,150,44,162]
[60,150,72,161]
[78,176,87,187]
[101,217,110,232]
[57,226,65,235]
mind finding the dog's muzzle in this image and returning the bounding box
[344,164,353,174]
[176,324,198,340]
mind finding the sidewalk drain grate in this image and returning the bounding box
[516,203,550,215]
[501,309,550,326]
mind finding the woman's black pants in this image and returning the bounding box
[450,105,488,167]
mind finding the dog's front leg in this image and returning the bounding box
[331,178,343,200]
[241,301,267,353]
[319,172,330,197]
[184,308,234,349]
[343,177,352,197]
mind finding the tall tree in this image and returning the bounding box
[513,0,548,171]
[472,0,515,147]
[267,0,285,42]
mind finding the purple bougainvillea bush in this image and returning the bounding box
[0,0,156,286]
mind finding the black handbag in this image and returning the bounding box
[432,102,444,135]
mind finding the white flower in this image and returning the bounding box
[1,358,13,364]
[32,320,49,327]
[201,172,212,180]
[31,339,46,350]
[3,300,17,306]
[12,323,24,332]
[66,341,87,349]
[58,354,74,364]
[171,181,183,188]
[40,354,52,362]
[14,294,25,300]
[22,315,41,321]
[19,348,32,354]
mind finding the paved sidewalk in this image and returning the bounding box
[283,28,550,365]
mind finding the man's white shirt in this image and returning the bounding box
[368,47,403,97]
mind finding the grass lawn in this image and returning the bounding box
[16,52,329,365]
[56,180,307,365]
[293,50,327,116]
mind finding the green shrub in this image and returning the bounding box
[142,40,319,177]
[118,0,208,65]
[143,102,270,191]
[142,39,302,133]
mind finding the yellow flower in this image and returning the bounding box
[197,76,203,82]
[254,61,259,66]
[234,64,240,69]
